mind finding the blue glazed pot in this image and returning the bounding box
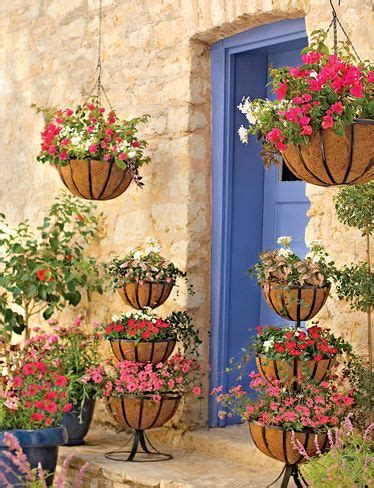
[62,397,95,446]
[0,426,67,487]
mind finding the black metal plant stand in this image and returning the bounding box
[105,430,173,462]
[268,464,308,488]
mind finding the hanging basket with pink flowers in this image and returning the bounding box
[237,29,373,186]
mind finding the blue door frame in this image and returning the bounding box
[209,18,308,427]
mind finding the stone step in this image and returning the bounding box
[58,426,295,488]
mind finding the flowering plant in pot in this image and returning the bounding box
[211,372,356,465]
[86,354,201,460]
[231,322,352,387]
[46,316,103,446]
[34,99,150,200]
[248,236,336,322]
[103,309,201,364]
[106,238,193,309]
[0,334,71,485]
[238,30,374,186]
[0,192,104,341]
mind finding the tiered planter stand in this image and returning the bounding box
[250,281,334,487]
[106,277,181,462]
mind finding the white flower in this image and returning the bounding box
[278,248,293,258]
[277,235,292,248]
[263,339,274,352]
[238,125,248,144]
[237,97,257,124]
[309,71,318,78]
[1,366,8,377]
[133,250,143,260]
[112,314,122,322]
[128,150,137,158]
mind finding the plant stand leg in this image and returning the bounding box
[105,429,173,463]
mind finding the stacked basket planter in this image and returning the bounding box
[249,283,333,487]
[105,279,183,462]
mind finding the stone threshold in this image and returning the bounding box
[58,424,296,487]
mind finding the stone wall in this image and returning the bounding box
[0,0,372,428]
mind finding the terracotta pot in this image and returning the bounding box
[256,355,336,386]
[118,281,174,309]
[110,338,176,365]
[262,283,330,322]
[282,119,374,186]
[249,422,328,465]
[106,393,181,430]
[55,159,132,200]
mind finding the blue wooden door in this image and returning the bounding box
[209,19,308,427]
[260,47,310,326]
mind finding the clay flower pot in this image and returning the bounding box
[282,119,374,186]
[110,338,176,365]
[106,393,181,430]
[262,283,330,322]
[55,159,132,200]
[256,355,336,387]
[249,422,328,465]
[118,280,174,309]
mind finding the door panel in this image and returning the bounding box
[259,44,310,326]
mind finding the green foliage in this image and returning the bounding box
[301,418,374,487]
[334,182,374,235]
[0,192,105,339]
[336,262,373,313]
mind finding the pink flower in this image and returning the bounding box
[301,125,312,135]
[350,83,363,98]
[89,144,97,154]
[99,107,105,113]
[131,141,140,147]
[87,125,94,133]
[330,101,343,115]
[66,109,73,116]
[103,154,111,161]
[192,386,201,396]
[322,115,333,129]
[152,395,161,402]
[59,150,68,160]
[299,115,310,126]
[118,152,127,160]
[88,104,95,111]
[49,146,57,155]
[275,82,288,100]
[105,128,113,136]
[61,138,70,146]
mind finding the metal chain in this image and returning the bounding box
[327,0,362,61]
[96,0,102,103]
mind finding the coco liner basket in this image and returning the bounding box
[55,159,133,200]
[105,393,181,462]
[262,283,330,323]
[281,119,374,186]
[118,280,174,309]
[256,355,336,387]
[249,422,328,487]
[110,338,176,365]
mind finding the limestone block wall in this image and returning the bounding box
[0,0,372,428]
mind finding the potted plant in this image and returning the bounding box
[0,192,105,341]
[106,238,193,310]
[103,309,201,364]
[87,354,201,461]
[237,30,373,186]
[0,333,71,485]
[334,183,373,372]
[249,236,336,323]
[34,100,150,200]
[47,316,103,446]
[211,372,356,466]
[241,322,351,387]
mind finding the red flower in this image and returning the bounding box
[141,330,151,340]
[131,141,140,147]
[54,375,68,387]
[118,153,127,160]
[62,402,73,413]
[31,413,44,422]
[275,82,288,100]
[314,354,323,361]
[59,150,68,160]
[350,83,363,98]
[36,269,54,282]
[114,324,124,333]
[89,144,98,154]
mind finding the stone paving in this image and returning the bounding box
[58,424,297,487]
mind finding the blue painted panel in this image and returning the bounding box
[209,19,308,427]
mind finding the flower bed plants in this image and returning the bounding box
[238,30,374,185]
[35,100,150,200]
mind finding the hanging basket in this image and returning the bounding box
[106,393,181,430]
[118,280,174,309]
[262,283,330,322]
[55,159,133,200]
[282,119,374,186]
[249,422,328,465]
[256,355,336,387]
[109,338,176,365]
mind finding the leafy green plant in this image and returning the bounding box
[334,182,374,371]
[0,192,105,340]
[299,416,373,487]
